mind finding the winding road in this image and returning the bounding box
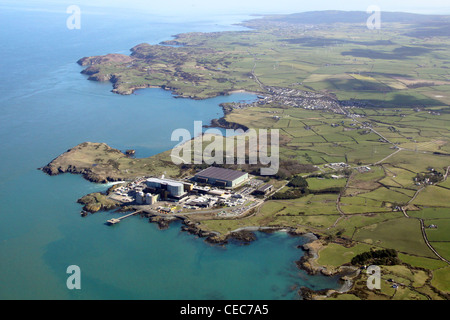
[400,167,450,265]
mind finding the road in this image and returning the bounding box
[374,148,402,165]
[444,165,450,181]
[328,172,353,229]
[248,50,266,91]
[400,185,449,265]
[407,187,425,205]
[419,219,450,264]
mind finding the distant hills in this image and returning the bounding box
[243,10,450,37]
[258,10,450,24]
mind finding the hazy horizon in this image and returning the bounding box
[2,0,450,17]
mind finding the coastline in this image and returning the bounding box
[226,89,262,96]
[38,73,355,299]
[38,86,258,184]
[121,85,264,101]
[9,6,450,300]
[78,52,266,99]
[53,24,359,300]
[38,106,353,300]
[144,213,355,298]
[295,238,360,299]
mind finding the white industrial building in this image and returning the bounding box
[136,191,159,205]
[145,193,159,205]
[146,177,185,197]
[136,191,145,204]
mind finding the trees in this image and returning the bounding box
[288,175,309,189]
[351,249,400,266]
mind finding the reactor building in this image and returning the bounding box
[145,177,186,198]
[136,191,160,205]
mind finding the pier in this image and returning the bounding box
[106,210,143,225]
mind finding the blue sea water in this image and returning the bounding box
[0,4,340,299]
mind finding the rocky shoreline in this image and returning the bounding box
[78,52,265,99]
[203,100,256,132]
[39,143,355,300]
[39,123,354,301]
[148,215,179,230]
[38,142,130,183]
[204,117,249,131]
[76,194,357,300]
[145,213,356,299]
[146,214,308,247]
[295,238,360,299]
[38,141,183,184]
[40,162,123,184]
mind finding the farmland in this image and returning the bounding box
[196,98,449,299]
[66,11,450,299]
[78,12,450,109]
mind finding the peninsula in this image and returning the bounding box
[43,11,450,300]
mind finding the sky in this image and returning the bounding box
[2,0,450,16]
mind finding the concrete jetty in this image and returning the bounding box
[106,210,143,225]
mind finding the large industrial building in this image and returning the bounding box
[146,177,185,198]
[194,167,248,188]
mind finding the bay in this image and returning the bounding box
[0,4,341,300]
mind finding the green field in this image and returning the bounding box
[426,219,450,241]
[429,242,450,261]
[412,186,450,207]
[316,243,374,267]
[408,207,450,220]
[432,267,450,293]
[398,253,448,270]
[353,218,435,258]
[306,177,347,191]
[66,11,450,300]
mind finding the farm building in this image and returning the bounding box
[253,184,273,195]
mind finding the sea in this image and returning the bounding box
[0,3,341,299]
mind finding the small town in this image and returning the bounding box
[221,86,375,116]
